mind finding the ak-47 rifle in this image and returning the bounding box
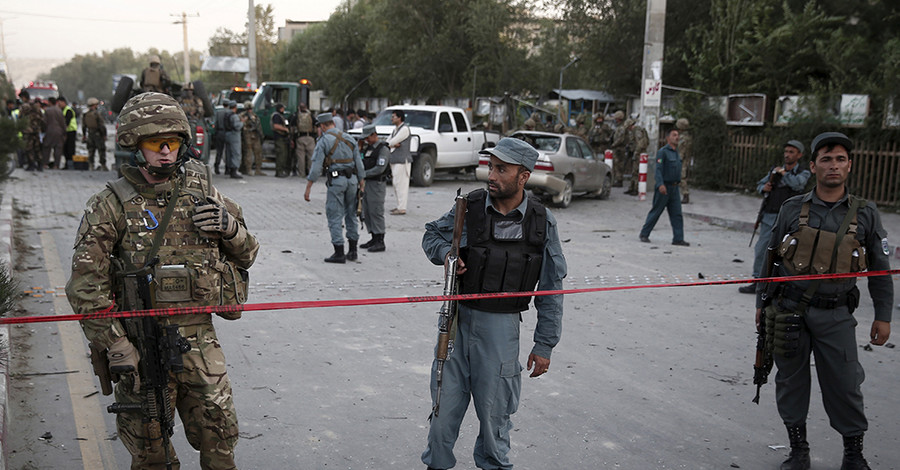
[752,247,778,404]
[107,258,190,470]
[431,189,467,420]
[749,168,782,247]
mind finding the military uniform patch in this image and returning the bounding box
[882,237,890,256]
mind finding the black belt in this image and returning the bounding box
[779,283,852,309]
[329,168,354,178]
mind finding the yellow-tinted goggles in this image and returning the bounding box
[139,137,182,152]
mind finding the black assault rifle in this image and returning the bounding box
[751,247,778,404]
[749,168,783,247]
[106,258,190,470]
[431,190,467,420]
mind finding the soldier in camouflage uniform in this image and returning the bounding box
[676,118,693,204]
[82,97,109,171]
[627,120,650,195]
[292,102,316,177]
[240,101,265,175]
[610,111,632,187]
[587,113,612,156]
[65,92,259,470]
[21,101,44,171]
[178,82,204,120]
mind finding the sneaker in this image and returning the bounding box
[390,208,407,215]
[671,240,691,246]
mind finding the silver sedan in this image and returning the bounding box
[476,131,612,208]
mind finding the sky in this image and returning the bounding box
[0,0,344,59]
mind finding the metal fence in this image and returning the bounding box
[726,134,900,207]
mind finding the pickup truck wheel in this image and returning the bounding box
[412,149,435,186]
[553,176,574,208]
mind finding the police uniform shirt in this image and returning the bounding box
[306,128,364,183]
[763,190,893,321]
[654,143,682,188]
[422,190,567,359]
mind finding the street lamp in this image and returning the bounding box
[343,65,401,113]
[558,56,580,125]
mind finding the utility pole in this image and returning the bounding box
[640,0,666,184]
[0,18,10,85]
[248,0,258,88]
[171,12,199,84]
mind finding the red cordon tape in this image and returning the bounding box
[2,270,898,326]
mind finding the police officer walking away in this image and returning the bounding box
[739,140,810,294]
[66,92,259,469]
[359,124,389,252]
[639,128,690,246]
[421,137,567,470]
[756,132,892,470]
[82,97,109,171]
[304,113,365,263]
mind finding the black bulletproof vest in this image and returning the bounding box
[459,189,546,313]
[763,167,803,213]
[363,142,387,171]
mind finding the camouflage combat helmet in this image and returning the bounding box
[676,118,690,130]
[86,97,100,106]
[117,92,191,150]
[613,110,625,120]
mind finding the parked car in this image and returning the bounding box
[475,131,611,208]
[350,105,500,186]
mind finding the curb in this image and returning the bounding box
[0,192,13,470]
[683,211,755,233]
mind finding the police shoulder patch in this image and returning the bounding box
[882,237,890,256]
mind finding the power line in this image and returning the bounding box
[0,9,171,24]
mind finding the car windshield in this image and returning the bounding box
[513,134,560,152]
[25,88,59,101]
[373,109,436,130]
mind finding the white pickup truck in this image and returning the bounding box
[351,105,500,186]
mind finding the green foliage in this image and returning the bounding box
[0,259,17,317]
[681,103,731,190]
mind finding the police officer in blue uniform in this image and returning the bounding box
[304,113,365,263]
[421,137,567,470]
[757,132,893,470]
[639,127,690,246]
[358,124,390,252]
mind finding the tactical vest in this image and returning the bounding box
[143,67,162,90]
[459,189,546,313]
[763,168,803,214]
[108,161,247,324]
[363,142,388,179]
[84,109,102,130]
[63,105,77,132]
[778,198,867,277]
[296,111,313,133]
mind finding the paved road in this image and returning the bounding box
[3,167,898,470]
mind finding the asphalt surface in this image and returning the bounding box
[1,165,898,470]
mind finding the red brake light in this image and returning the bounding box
[478,155,490,166]
[534,160,554,172]
[195,125,205,146]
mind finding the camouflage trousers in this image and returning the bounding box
[680,156,692,197]
[240,134,262,174]
[87,130,107,166]
[115,323,238,470]
[294,135,315,177]
[612,148,628,186]
[23,133,41,167]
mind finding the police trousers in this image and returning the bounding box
[362,179,386,235]
[325,174,360,245]
[752,212,777,278]
[422,306,522,470]
[115,323,238,470]
[639,184,684,242]
[773,300,867,437]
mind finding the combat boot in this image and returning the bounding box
[360,233,376,249]
[841,434,871,470]
[324,244,346,263]
[346,240,359,261]
[230,168,243,179]
[781,424,810,470]
[367,233,385,252]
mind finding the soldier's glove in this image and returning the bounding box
[192,197,238,239]
[108,338,141,393]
